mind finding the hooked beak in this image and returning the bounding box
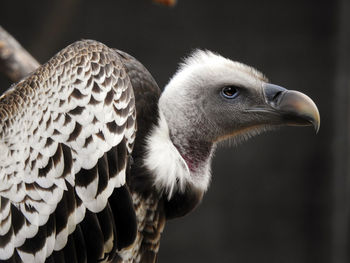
[247,83,320,133]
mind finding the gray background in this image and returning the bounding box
[0,0,348,262]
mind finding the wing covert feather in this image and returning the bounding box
[0,40,136,261]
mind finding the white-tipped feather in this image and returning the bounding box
[0,232,14,260]
[24,220,38,239]
[17,250,35,263]
[54,225,69,251]
[45,230,56,258]
[0,197,11,222]
[14,218,27,247]
[74,200,86,225]
[34,242,48,263]
[0,212,11,235]
[66,209,77,235]
[76,173,99,203]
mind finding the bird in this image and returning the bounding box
[0,40,320,263]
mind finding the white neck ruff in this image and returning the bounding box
[144,110,212,199]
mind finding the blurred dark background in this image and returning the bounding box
[0,0,348,262]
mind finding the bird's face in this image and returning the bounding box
[160,50,320,144]
[197,66,320,143]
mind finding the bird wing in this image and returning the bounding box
[0,40,137,262]
[116,50,170,263]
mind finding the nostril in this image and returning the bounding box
[272,91,283,101]
[263,83,287,104]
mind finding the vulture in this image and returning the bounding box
[0,40,320,262]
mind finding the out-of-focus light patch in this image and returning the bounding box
[152,0,177,7]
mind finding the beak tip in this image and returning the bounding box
[314,122,320,134]
[308,101,320,134]
[277,90,320,134]
[314,116,321,134]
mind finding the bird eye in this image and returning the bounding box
[221,86,239,99]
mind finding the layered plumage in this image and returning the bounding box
[0,40,320,262]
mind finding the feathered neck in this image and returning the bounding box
[171,138,213,173]
[144,110,213,199]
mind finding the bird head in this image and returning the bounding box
[147,50,319,218]
[159,50,319,146]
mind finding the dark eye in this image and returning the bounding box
[221,86,239,99]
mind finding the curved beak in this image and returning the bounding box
[247,83,320,133]
[263,83,320,132]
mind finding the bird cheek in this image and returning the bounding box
[211,117,240,142]
[214,124,264,143]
